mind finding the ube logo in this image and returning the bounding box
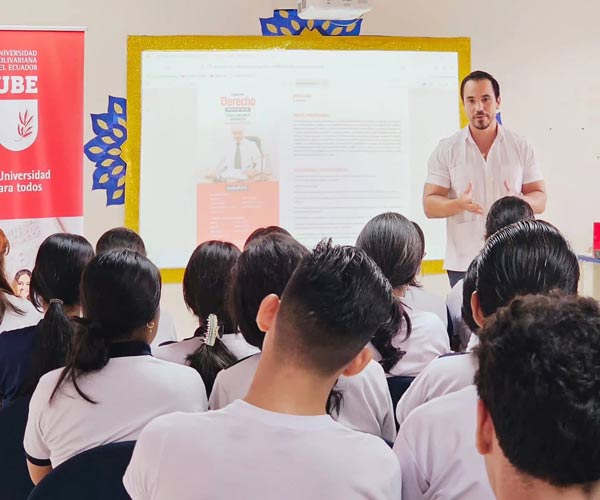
[0,100,38,151]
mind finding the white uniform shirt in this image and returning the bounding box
[371,309,450,378]
[395,352,478,427]
[427,125,543,271]
[124,400,402,500]
[23,342,207,468]
[154,333,259,365]
[394,385,494,500]
[210,354,396,442]
[404,286,448,328]
[0,293,42,333]
[150,308,177,350]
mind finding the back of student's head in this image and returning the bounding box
[356,212,423,289]
[408,221,426,287]
[0,228,19,324]
[355,212,418,372]
[96,227,146,256]
[244,226,292,249]
[229,233,309,350]
[274,240,401,376]
[484,196,534,239]
[52,249,161,403]
[475,293,600,489]
[183,240,241,393]
[20,233,94,395]
[476,220,579,317]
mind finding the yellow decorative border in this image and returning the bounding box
[125,36,470,282]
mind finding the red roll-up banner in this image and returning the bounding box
[0,28,84,278]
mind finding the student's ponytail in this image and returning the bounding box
[18,234,94,396]
[50,318,111,403]
[186,317,237,395]
[51,249,161,404]
[371,299,409,373]
[19,299,75,396]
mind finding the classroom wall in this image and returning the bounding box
[3,0,598,335]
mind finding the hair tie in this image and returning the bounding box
[203,314,221,347]
[49,298,64,305]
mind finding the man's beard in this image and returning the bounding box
[472,114,491,130]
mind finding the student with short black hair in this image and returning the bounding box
[124,241,402,500]
[0,229,40,334]
[24,249,206,485]
[356,212,450,377]
[394,220,579,500]
[0,233,93,406]
[475,293,600,500]
[95,227,177,348]
[209,233,397,441]
[154,240,258,395]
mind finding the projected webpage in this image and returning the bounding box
[140,49,458,268]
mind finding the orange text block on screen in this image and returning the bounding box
[197,181,280,250]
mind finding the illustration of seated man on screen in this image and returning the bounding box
[209,126,273,182]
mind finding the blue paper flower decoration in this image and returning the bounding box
[260,9,362,36]
[84,96,127,206]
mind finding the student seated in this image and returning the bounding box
[475,293,600,500]
[395,259,479,426]
[23,249,207,485]
[0,234,94,406]
[209,233,397,441]
[394,220,579,500]
[446,196,533,351]
[95,227,177,348]
[154,240,258,394]
[124,241,402,500]
[356,212,450,377]
[0,229,41,334]
[397,197,537,424]
[402,221,448,329]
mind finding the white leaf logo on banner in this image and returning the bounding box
[0,100,38,151]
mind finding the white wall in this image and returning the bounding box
[3,0,598,334]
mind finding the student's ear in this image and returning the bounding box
[496,96,502,110]
[476,398,494,456]
[341,347,372,377]
[471,291,486,328]
[256,294,280,333]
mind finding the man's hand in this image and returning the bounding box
[456,183,483,215]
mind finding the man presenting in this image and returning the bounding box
[423,70,546,286]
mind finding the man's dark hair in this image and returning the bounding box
[476,220,579,317]
[475,293,600,487]
[460,70,500,101]
[485,196,534,239]
[229,233,309,350]
[96,227,146,256]
[276,240,401,376]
